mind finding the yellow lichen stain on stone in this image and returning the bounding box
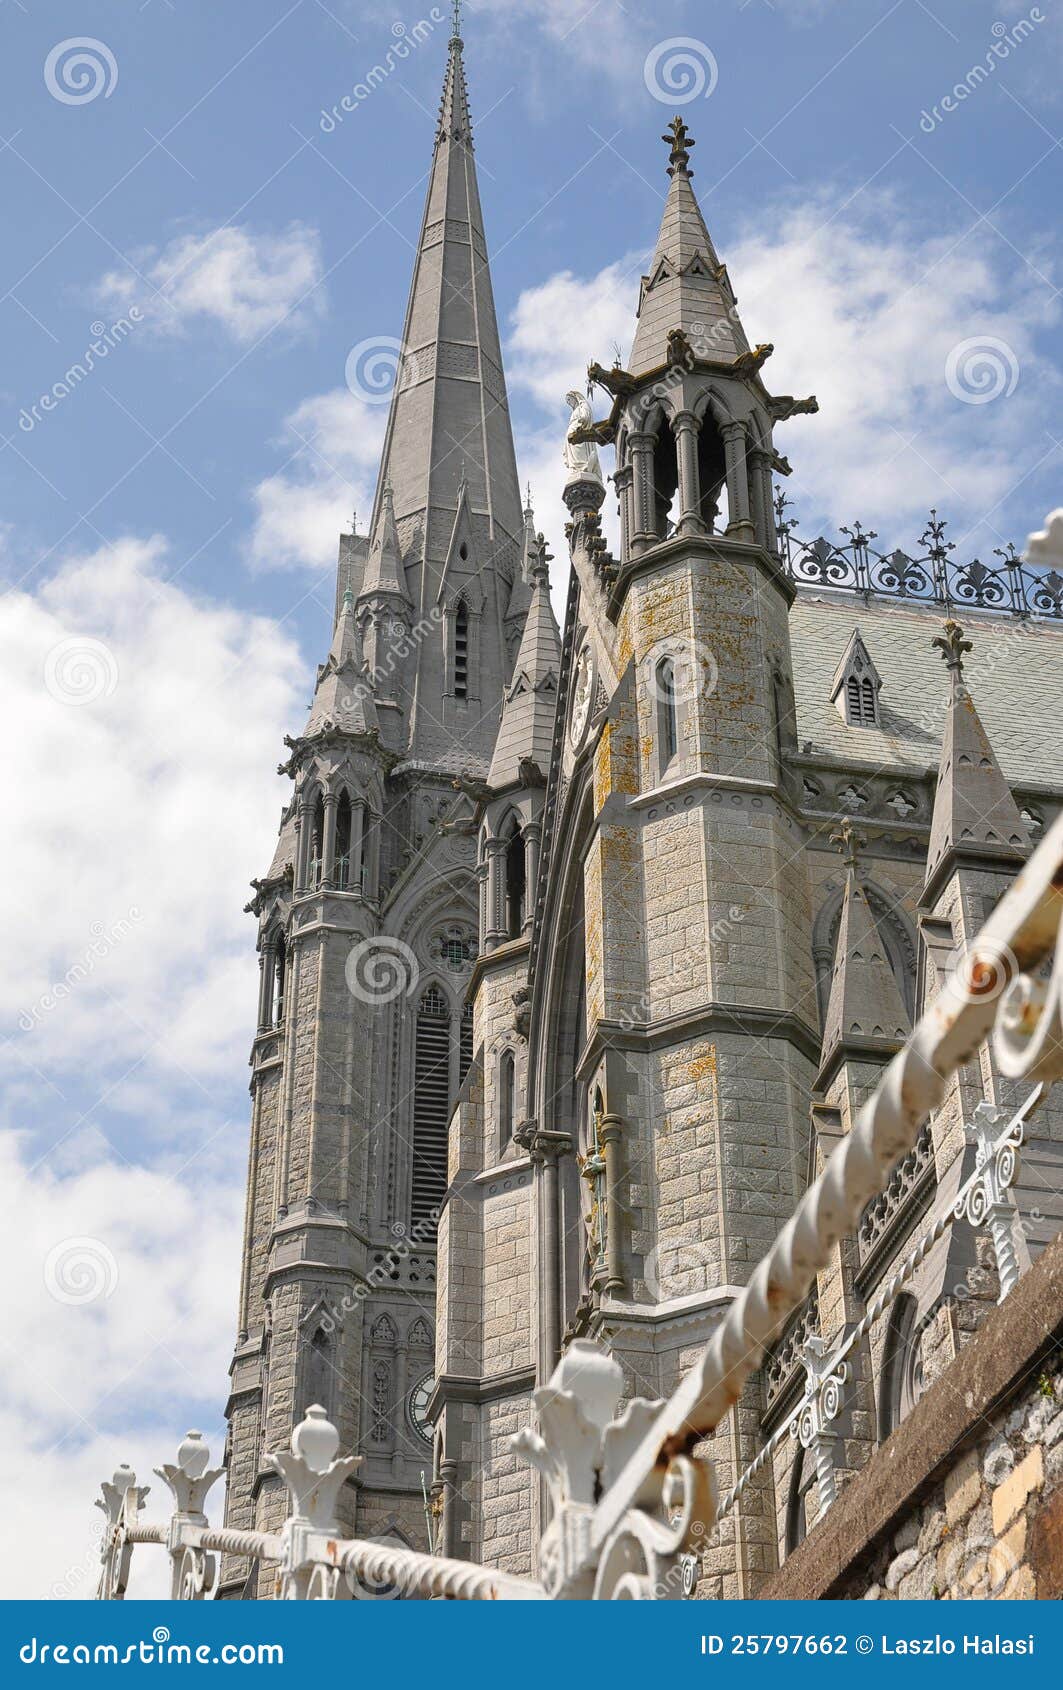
[688,1050,718,1083]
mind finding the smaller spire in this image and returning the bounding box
[818,825,910,1085]
[923,619,1028,902]
[488,554,562,790]
[359,481,409,602]
[663,115,695,177]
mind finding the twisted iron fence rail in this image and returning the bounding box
[776,495,1063,621]
[95,810,1063,1601]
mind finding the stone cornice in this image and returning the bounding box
[427,1364,537,1422]
[584,1001,821,1071]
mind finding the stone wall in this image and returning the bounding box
[757,1230,1063,1600]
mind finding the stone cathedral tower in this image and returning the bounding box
[220,24,527,1595]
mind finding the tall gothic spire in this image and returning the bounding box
[629,116,752,379]
[367,22,523,578]
[923,621,1029,903]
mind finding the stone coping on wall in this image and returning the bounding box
[757,1230,1063,1600]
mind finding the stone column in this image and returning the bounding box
[722,421,754,541]
[321,792,338,889]
[522,822,541,936]
[350,800,366,895]
[750,448,777,551]
[614,463,633,563]
[485,839,507,949]
[257,942,274,1032]
[477,858,489,949]
[294,802,312,893]
[599,1112,624,1291]
[627,432,657,544]
[673,411,704,537]
[364,809,380,901]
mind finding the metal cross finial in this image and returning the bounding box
[349,508,357,537]
[525,481,533,514]
[830,815,865,874]
[663,115,695,177]
[451,0,462,40]
[932,618,972,677]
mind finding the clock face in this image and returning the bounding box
[407,1372,434,1444]
[569,643,595,749]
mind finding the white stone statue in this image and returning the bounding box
[563,390,603,485]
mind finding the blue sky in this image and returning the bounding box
[1,0,1061,1597]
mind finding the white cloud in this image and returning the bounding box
[95,224,324,344]
[248,388,386,572]
[1,535,306,1093]
[0,1128,239,1598]
[726,192,1059,548]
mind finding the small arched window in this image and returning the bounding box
[657,657,678,767]
[303,1325,334,1421]
[845,674,878,727]
[453,602,469,699]
[499,1050,516,1151]
[504,822,525,938]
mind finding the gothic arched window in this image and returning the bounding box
[273,933,286,1026]
[411,986,451,1228]
[303,1325,334,1421]
[845,673,878,727]
[310,793,325,888]
[335,791,352,890]
[657,657,678,768]
[499,1049,516,1151]
[453,602,469,699]
[504,820,525,938]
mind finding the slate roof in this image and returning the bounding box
[788,592,1063,790]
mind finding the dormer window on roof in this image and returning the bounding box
[830,629,883,729]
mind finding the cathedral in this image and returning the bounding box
[220,25,1063,1598]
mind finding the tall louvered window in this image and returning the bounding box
[412,987,451,1227]
[499,1050,516,1152]
[845,673,878,728]
[459,1000,474,1083]
[453,602,469,699]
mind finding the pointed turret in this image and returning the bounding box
[368,21,523,574]
[304,577,378,738]
[359,482,409,602]
[923,620,1029,905]
[488,546,562,789]
[629,117,752,379]
[818,820,910,1087]
[503,486,541,656]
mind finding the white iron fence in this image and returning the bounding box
[96,811,1063,1600]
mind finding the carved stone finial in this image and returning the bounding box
[932,618,972,677]
[829,815,865,875]
[663,115,694,177]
